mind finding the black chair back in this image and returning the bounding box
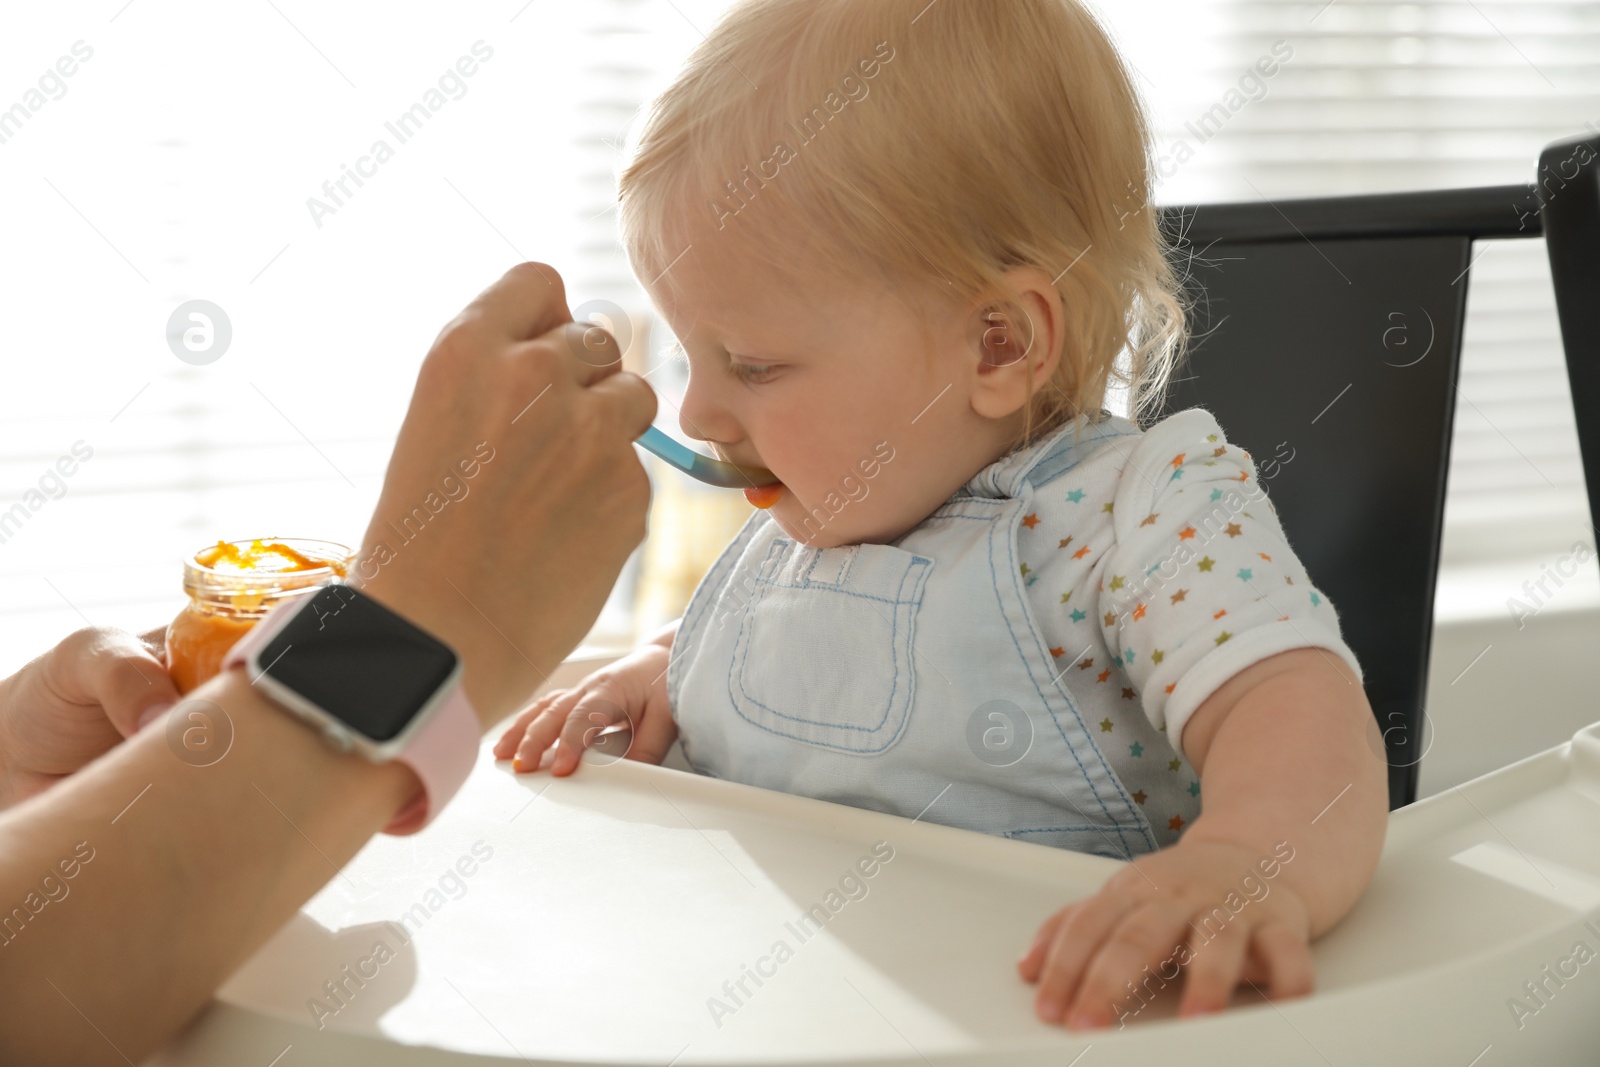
[1541,135,1600,540]
[1156,164,1573,808]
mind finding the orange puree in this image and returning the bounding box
[166,538,351,694]
[167,607,259,695]
[197,539,340,575]
[744,483,785,509]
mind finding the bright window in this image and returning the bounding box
[2,0,1596,678]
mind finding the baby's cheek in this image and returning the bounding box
[767,494,844,548]
[765,446,923,546]
[769,498,827,546]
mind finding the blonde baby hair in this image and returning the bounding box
[617,0,1187,442]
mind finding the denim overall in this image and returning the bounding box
[667,416,1160,858]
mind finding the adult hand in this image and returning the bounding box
[0,626,180,810]
[0,262,658,1067]
[352,263,656,726]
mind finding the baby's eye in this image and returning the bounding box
[728,361,779,384]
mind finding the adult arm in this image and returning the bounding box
[0,263,656,1066]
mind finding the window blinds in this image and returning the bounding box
[1097,0,1600,586]
[2,1,1595,677]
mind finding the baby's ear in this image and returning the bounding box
[967,269,1064,420]
[973,302,1033,371]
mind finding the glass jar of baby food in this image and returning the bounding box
[165,538,352,694]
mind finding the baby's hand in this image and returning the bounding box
[492,643,677,776]
[1017,838,1312,1028]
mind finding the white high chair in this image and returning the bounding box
[147,710,1600,1065]
[146,134,1600,1063]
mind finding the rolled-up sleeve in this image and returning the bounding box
[1094,408,1362,762]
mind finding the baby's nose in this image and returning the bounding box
[677,384,740,448]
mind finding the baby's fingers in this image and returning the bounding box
[626,706,679,766]
[1031,891,1140,1024]
[1248,922,1314,1002]
[493,691,565,758]
[550,695,636,776]
[1017,906,1071,982]
[1063,900,1191,1028]
[514,695,587,772]
[1175,918,1251,1018]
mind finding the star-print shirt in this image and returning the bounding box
[1014,407,1363,848]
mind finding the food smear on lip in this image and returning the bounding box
[744,483,785,509]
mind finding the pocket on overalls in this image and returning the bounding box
[1003,825,1153,860]
[728,539,933,753]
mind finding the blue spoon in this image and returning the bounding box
[635,425,778,489]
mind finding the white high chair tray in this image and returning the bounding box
[148,720,1600,1065]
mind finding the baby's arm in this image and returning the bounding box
[492,619,680,774]
[1177,646,1385,941]
[1012,412,1389,1026]
[1018,647,1386,1027]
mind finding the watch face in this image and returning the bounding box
[257,585,459,742]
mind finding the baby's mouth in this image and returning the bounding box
[711,445,783,508]
[744,482,785,509]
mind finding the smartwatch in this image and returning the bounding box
[222,583,481,835]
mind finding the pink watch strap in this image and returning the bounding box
[379,684,479,836]
[221,593,481,836]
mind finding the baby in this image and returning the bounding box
[495,0,1387,1030]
